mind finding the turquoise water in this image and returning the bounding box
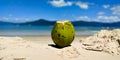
[0,26,119,36]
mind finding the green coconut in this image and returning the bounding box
[51,20,75,47]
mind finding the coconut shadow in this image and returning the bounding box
[48,44,71,49]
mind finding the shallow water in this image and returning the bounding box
[0,26,119,36]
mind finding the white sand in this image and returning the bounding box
[0,35,120,60]
[82,29,120,55]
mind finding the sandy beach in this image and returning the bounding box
[0,0,120,60]
[0,30,120,60]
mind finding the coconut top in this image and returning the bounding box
[56,20,69,24]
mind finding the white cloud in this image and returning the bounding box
[103,5,110,9]
[0,17,32,23]
[76,2,88,9]
[75,16,90,21]
[96,15,120,22]
[48,0,93,9]
[74,15,120,22]
[15,18,20,21]
[98,12,105,15]
[111,5,120,15]
[48,0,72,7]
[2,17,9,20]
[25,18,29,21]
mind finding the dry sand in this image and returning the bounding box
[0,34,120,60]
[82,29,120,55]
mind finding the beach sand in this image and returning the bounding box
[0,35,120,60]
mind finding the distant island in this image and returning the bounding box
[0,19,120,27]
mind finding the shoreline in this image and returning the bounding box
[0,35,90,42]
[0,34,95,37]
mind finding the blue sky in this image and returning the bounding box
[0,0,120,23]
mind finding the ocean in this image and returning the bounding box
[0,26,119,36]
